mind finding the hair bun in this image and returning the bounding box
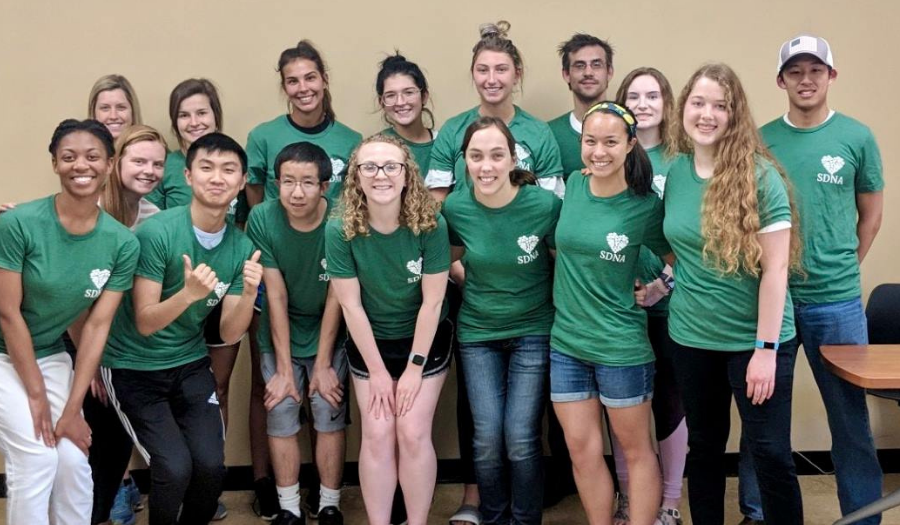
[381,51,408,68]
[479,20,511,39]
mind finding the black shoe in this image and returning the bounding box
[318,505,344,525]
[273,509,306,525]
[252,476,280,521]
[304,490,320,519]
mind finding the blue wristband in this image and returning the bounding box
[755,339,779,351]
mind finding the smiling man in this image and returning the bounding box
[101,133,261,525]
[737,35,885,525]
[548,33,614,179]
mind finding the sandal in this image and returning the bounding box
[656,507,683,525]
[449,503,482,525]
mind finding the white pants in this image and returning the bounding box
[0,352,92,525]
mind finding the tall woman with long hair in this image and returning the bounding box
[664,63,804,524]
[326,134,451,525]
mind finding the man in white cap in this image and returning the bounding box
[737,34,885,525]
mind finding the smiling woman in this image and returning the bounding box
[0,119,139,525]
[87,75,143,140]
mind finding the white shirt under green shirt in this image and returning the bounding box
[550,173,670,366]
[0,196,140,359]
[443,184,561,343]
[246,199,333,358]
[760,111,884,304]
[324,215,450,340]
[103,206,255,370]
[663,154,796,351]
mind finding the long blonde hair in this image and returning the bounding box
[103,125,168,226]
[339,134,439,240]
[672,63,802,276]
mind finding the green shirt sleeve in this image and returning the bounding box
[246,206,276,268]
[134,220,169,284]
[422,216,451,274]
[643,197,670,257]
[105,235,140,292]
[757,164,792,229]
[425,127,457,188]
[856,131,884,193]
[533,130,565,179]
[325,219,357,278]
[228,237,254,296]
[544,195,563,249]
[0,213,26,273]
[246,129,268,186]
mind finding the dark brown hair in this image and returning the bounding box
[461,116,536,187]
[278,40,335,122]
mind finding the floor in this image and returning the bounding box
[3,475,898,524]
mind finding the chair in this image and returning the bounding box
[834,284,900,524]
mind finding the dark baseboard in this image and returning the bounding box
[4,449,900,497]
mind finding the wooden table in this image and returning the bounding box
[820,344,900,525]
[821,344,900,389]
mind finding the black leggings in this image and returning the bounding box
[647,316,686,440]
[64,333,135,525]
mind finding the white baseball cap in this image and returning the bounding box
[777,35,834,73]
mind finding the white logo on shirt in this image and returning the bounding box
[207,392,219,405]
[652,174,667,199]
[330,158,345,184]
[207,282,231,306]
[319,258,329,282]
[817,155,845,185]
[514,143,533,171]
[600,233,629,263]
[517,235,540,265]
[84,268,111,298]
[227,197,238,216]
[406,257,423,283]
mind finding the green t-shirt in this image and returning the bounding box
[325,215,450,339]
[103,206,255,370]
[550,174,670,366]
[247,199,333,358]
[145,150,249,223]
[760,113,884,304]
[547,112,582,180]
[425,106,564,192]
[443,184,561,343]
[663,154,796,351]
[0,196,139,358]
[246,116,362,202]
[381,127,436,176]
[639,144,674,317]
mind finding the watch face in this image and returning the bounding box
[411,354,426,366]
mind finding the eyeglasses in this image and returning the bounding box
[357,162,406,178]
[570,60,608,72]
[280,179,320,191]
[381,88,421,107]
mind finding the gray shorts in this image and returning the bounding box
[260,345,349,437]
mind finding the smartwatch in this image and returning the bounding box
[409,352,427,366]
[754,339,779,351]
[659,272,675,291]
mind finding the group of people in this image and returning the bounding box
[0,20,886,525]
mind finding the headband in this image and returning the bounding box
[584,101,638,139]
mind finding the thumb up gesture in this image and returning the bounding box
[182,255,218,302]
[242,250,264,292]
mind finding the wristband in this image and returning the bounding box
[659,272,675,291]
[754,339,779,351]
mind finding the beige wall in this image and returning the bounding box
[1,0,898,472]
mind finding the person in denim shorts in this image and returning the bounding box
[550,102,672,525]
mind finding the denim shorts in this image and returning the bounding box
[549,349,655,408]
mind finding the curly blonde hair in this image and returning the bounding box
[103,125,168,227]
[672,63,802,276]
[339,134,440,240]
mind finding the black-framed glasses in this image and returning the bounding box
[381,88,421,106]
[357,162,406,178]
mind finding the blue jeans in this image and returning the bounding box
[738,297,883,524]
[459,335,549,525]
